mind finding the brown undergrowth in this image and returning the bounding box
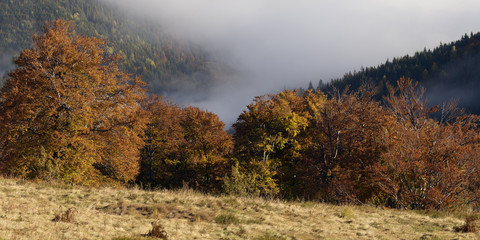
[52,207,77,223]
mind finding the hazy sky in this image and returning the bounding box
[105,0,480,126]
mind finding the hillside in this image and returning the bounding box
[0,177,477,240]
[320,32,480,112]
[0,0,218,93]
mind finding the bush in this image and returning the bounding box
[255,232,287,240]
[338,207,354,219]
[454,215,479,233]
[52,207,77,223]
[223,162,277,197]
[214,213,240,225]
[145,221,168,239]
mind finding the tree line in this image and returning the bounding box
[1,20,479,210]
[317,32,480,113]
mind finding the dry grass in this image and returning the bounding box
[0,177,478,239]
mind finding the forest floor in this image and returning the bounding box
[0,177,478,240]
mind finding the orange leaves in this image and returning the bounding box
[181,106,232,160]
[373,78,480,209]
[138,95,232,192]
[300,85,387,201]
[0,19,146,185]
[232,79,480,209]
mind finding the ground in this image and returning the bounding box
[0,177,477,239]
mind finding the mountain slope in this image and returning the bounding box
[0,0,217,93]
[322,32,480,112]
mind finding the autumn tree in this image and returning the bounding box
[233,90,309,196]
[138,95,184,188]
[232,88,387,200]
[180,106,233,192]
[296,85,387,202]
[0,20,146,185]
[232,79,480,207]
[138,96,232,192]
[373,77,480,209]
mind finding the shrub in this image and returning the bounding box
[146,221,168,239]
[454,215,478,233]
[223,162,277,197]
[339,207,354,219]
[52,207,77,223]
[255,232,287,240]
[214,213,240,225]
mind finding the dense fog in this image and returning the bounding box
[106,0,480,125]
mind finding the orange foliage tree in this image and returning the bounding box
[373,78,480,209]
[296,86,387,202]
[139,96,232,192]
[233,88,387,200]
[233,78,480,208]
[0,20,146,185]
[180,106,233,191]
[139,95,184,188]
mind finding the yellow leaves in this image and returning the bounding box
[304,90,326,118]
[146,58,155,67]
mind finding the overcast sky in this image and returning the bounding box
[105,0,480,126]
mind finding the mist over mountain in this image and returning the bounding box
[104,0,480,125]
[0,52,13,78]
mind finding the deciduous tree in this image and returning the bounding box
[180,106,233,191]
[233,90,309,196]
[373,78,480,209]
[139,97,232,192]
[138,95,184,187]
[0,20,146,185]
[298,85,387,202]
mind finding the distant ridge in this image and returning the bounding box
[319,32,480,112]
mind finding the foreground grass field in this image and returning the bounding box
[0,177,477,240]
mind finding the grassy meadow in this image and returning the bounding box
[0,177,477,240]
